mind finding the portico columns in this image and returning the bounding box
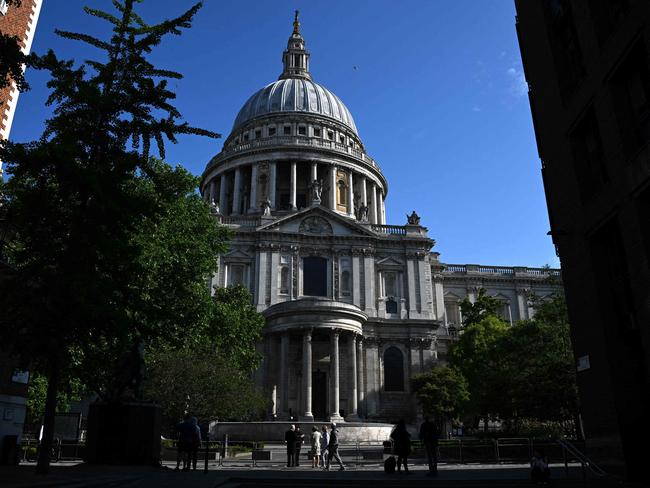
[330,329,343,421]
[370,183,378,224]
[356,337,365,417]
[347,171,354,217]
[361,176,367,207]
[346,333,359,421]
[208,179,216,203]
[280,332,289,419]
[249,163,258,213]
[329,165,337,211]
[233,167,242,215]
[290,162,297,210]
[301,329,314,420]
[219,173,228,216]
[269,162,277,209]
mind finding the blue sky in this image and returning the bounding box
[9,0,558,268]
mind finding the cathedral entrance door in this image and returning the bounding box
[312,370,327,420]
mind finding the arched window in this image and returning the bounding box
[337,180,347,206]
[384,346,405,392]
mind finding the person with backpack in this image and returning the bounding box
[326,422,345,471]
[390,420,411,473]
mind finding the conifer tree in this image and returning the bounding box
[0,1,226,474]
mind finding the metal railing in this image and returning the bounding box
[556,438,607,481]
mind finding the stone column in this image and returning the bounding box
[347,171,354,217]
[290,162,297,210]
[233,167,242,215]
[269,162,277,209]
[301,329,314,420]
[380,192,386,224]
[249,163,258,213]
[208,179,216,203]
[311,162,318,181]
[346,333,359,421]
[356,337,365,418]
[280,332,289,419]
[329,329,343,421]
[219,173,228,216]
[329,165,337,211]
[370,183,378,224]
[361,176,368,206]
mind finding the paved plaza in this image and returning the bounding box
[1,462,640,488]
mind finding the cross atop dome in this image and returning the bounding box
[279,11,312,80]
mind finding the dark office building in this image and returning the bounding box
[515,0,650,481]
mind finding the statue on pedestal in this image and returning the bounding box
[406,210,421,225]
[309,179,323,205]
[261,198,272,216]
[210,198,220,214]
[358,203,369,222]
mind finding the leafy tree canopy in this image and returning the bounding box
[411,366,469,423]
[460,288,503,327]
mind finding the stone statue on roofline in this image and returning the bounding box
[210,198,220,215]
[406,210,421,225]
[261,198,272,216]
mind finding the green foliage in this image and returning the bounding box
[459,288,503,327]
[411,366,469,422]
[25,374,85,425]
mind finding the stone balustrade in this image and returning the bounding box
[442,263,561,277]
[371,224,407,235]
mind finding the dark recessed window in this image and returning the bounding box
[384,347,404,392]
[386,299,398,314]
[327,131,334,140]
[255,129,261,139]
[284,126,291,135]
[339,135,345,143]
[303,256,328,297]
[569,107,608,202]
[314,128,321,137]
[243,133,249,142]
[298,126,306,135]
[269,127,276,136]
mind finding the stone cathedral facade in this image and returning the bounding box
[200,15,560,423]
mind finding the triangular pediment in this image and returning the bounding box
[224,249,253,259]
[376,256,404,267]
[257,206,376,237]
[444,291,462,301]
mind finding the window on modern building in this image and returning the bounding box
[587,0,629,46]
[284,126,291,136]
[255,129,261,139]
[569,107,608,203]
[340,270,351,296]
[227,264,246,287]
[298,126,306,135]
[303,256,328,297]
[327,130,334,140]
[386,299,398,314]
[279,266,290,295]
[384,346,405,392]
[611,41,650,162]
[269,127,276,136]
[542,0,584,102]
[314,127,321,137]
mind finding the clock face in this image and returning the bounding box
[11,370,30,385]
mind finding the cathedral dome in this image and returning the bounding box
[232,78,358,136]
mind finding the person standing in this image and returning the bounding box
[294,425,305,467]
[320,425,329,469]
[310,426,322,468]
[419,416,440,476]
[390,420,411,473]
[531,448,551,484]
[326,422,345,471]
[190,417,202,470]
[285,424,296,467]
[175,414,193,471]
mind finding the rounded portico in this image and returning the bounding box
[262,298,365,422]
[201,12,387,225]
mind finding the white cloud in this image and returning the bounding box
[507,66,528,98]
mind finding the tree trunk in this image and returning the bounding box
[36,361,60,475]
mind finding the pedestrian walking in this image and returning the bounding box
[285,424,296,467]
[390,420,411,473]
[326,422,345,471]
[320,425,329,469]
[294,425,305,466]
[419,416,440,475]
[310,426,322,468]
